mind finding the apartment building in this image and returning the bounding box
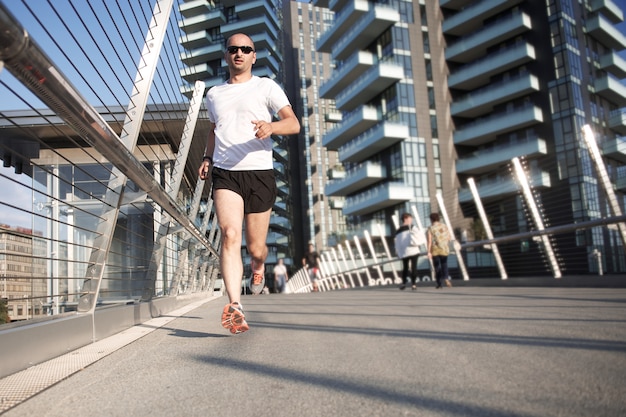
[442,0,626,274]
[281,1,346,253]
[309,0,461,247]
[0,225,47,321]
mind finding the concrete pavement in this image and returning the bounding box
[3,283,626,417]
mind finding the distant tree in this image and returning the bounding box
[0,298,10,324]
[471,218,489,241]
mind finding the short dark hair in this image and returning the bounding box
[430,212,440,222]
[401,212,412,221]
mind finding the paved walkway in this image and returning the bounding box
[3,283,626,417]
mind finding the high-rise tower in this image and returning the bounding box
[309,0,461,248]
[442,0,626,274]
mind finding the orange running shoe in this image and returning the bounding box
[221,302,249,334]
[249,267,265,295]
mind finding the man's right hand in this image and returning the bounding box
[198,160,211,180]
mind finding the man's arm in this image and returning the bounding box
[252,105,300,139]
[198,121,216,180]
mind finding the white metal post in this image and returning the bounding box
[337,244,355,288]
[353,236,374,285]
[331,248,348,289]
[512,157,562,278]
[467,178,508,279]
[364,231,388,285]
[344,240,364,287]
[581,125,626,247]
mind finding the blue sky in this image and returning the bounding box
[0,0,166,111]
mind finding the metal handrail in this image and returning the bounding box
[0,3,215,257]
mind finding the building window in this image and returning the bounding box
[430,115,438,138]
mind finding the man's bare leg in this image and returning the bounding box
[245,208,271,293]
[214,189,245,304]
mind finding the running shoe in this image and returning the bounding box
[221,302,249,334]
[250,269,265,295]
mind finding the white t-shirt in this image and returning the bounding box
[206,76,291,170]
[273,263,287,278]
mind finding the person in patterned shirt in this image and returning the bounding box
[427,212,452,289]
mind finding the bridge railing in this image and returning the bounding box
[0,0,221,379]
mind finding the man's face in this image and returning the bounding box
[225,34,256,74]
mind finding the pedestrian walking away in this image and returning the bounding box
[427,212,452,289]
[394,212,424,290]
[302,243,321,292]
[198,33,300,334]
[273,258,289,293]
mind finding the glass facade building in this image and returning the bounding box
[308,0,461,251]
[443,0,626,274]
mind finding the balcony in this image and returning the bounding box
[590,0,624,24]
[343,182,415,216]
[254,50,281,75]
[312,0,329,8]
[349,219,393,238]
[221,16,279,40]
[329,198,345,209]
[317,0,369,53]
[179,63,213,83]
[440,0,466,9]
[454,105,544,146]
[456,138,548,175]
[459,171,551,203]
[586,14,626,50]
[331,5,399,61]
[339,122,408,163]
[442,0,524,36]
[326,112,343,123]
[325,162,386,196]
[179,31,212,50]
[599,52,626,79]
[329,167,346,180]
[178,9,226,33]
[335,61,404,112]
[323,106,380,150]
[609,109,626,135]
[448,42,536,90]
[446,12,532,64]
[235,0,278,23]
[179,0,212,18]
[320,51,375,99]
[180,43,224,66]
[329,0,353,12]
[594,74,626,106]
[602,136,626,163]
[451,74,540,118]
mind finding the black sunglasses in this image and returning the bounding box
[227,45,255,55]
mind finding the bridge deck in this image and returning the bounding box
[3,282,626,416]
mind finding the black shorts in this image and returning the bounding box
[211,167,277,214]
